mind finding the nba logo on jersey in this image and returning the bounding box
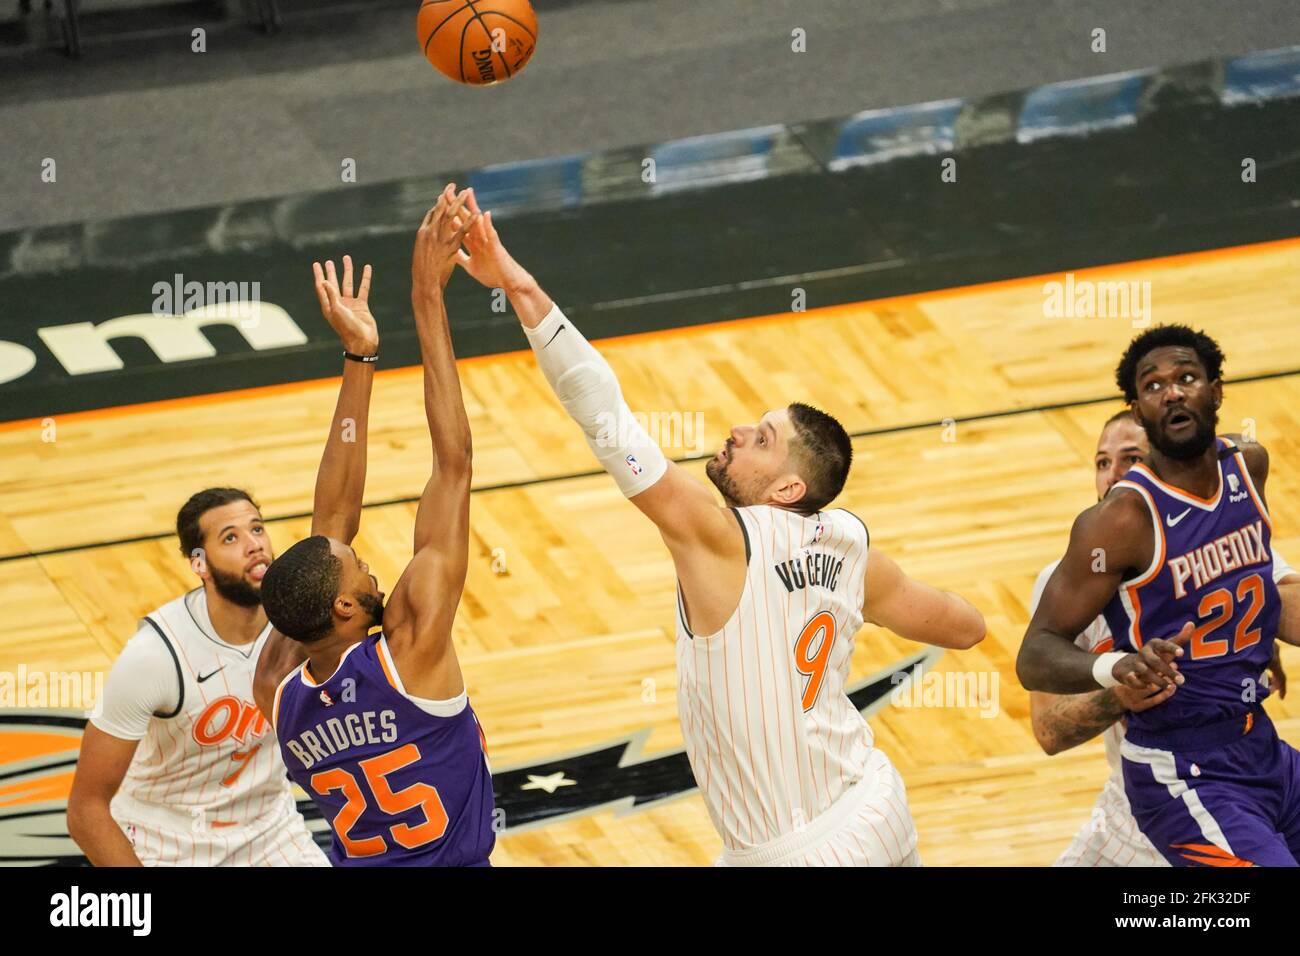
[625,454,643,476]
[320,689,334,706]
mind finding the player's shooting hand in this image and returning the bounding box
[1113,621,1192,690]
[455,188,520,290]
[1115,680,1177,712]
[313,255,377,355]
[413,184,478,296]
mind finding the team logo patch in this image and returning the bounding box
[0,650,940,864]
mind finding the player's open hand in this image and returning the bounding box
[313,255,378,356]
[455,188,520,290]
[414,183,478,295]
[1113,621,1192,691]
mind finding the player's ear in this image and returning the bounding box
[190,547,209,579]
[769,474,807,508]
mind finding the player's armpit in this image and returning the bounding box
[862,548,985,650]
[66,725,144,867]
[629,461,742,558]
[1017,493,1150,693]
[253,628,306,721]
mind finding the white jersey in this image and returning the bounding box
[676,505,914,862]
[91,588,326,866]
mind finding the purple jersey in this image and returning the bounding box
[1103,437,1280,743]
[272,634,495,866]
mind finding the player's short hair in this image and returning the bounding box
[786,403,853,515]
[261,536,341,643]
[1102,407,1135,429]
[176,487,259,558]
[1114,324,1224,403]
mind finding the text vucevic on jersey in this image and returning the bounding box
[773,552,845,593]
[284,709,398,770]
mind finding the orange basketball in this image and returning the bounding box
[417,0,538,86]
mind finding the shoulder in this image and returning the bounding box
[1076,486,1150,536]
[1222,434,1269,483]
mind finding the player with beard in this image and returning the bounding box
[253,186,494,867]
[451,194,986,867]
[1020,324,1300,866]
[1027,409,1296,866]
[67,484,327,865]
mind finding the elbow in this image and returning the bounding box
[1031,721,1065,757]
[946,609,986,650]
[1016,645,1045,693]
[65,794,96,848]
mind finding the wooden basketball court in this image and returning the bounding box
[2,236,1298,866]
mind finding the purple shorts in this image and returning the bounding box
[1122,710,1300,867]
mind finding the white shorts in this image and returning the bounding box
[1053,783,1167,867]
[113,792,329,867]
[716,749,920,867]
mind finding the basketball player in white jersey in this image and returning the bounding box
[453,198,986,866]
[65,254,381,867]
[1029,408,1295,866]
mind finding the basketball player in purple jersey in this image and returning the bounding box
[1020,325,1300,866]
[252,186,494,866]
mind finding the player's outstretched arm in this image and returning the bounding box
[385,187,479,667]
[256,255,379,706]
[1018,492,1189,694]
[309,255,378,545]
[454,192,737,556]
[861,548,985,650]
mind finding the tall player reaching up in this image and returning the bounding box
[453,195,986,867]
[253,186,495,867]
[1020,325,1300,866]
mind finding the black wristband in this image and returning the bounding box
[344,350,379,364]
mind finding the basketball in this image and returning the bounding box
[418,0,538,86]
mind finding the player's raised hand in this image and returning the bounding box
[413,183,478,296]
[313,255,377,355]
[455,188,522,290]
[1113,621,1192,690]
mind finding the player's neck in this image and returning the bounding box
[1149,442,1220,499]
[304,630,364,683]
[203,587,268,646]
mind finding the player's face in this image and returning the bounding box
[333,540,385,629]
[1131,346,1220,461]
[195,501,272,608]
[1094,419,1148,499]
[706,408,797,506]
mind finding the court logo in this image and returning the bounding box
[0,650,940,863]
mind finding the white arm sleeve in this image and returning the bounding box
[90,625,181,741]
[1274,548,1295,584]
[522,303,668,498]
